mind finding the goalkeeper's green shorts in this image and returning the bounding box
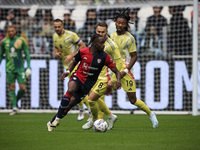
[6,70,26,84]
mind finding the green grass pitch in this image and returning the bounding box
[0,113,199,150]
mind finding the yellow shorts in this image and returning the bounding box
[121,72,136,92]
[91,79,112,97]
[92,71,136,96]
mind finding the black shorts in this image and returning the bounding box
[70,75,90,103]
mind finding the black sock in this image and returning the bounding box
[56,95,70,119]
[50,114,57,124]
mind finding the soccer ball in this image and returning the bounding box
[93,119,108,132]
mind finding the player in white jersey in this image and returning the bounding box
[53,19,91,121]
[110,8,158,128]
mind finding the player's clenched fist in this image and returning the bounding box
[116,81,121,90]
[55,52,61,58]
[61,72,69,80]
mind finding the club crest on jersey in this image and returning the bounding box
[14,39,22,48]
[97,59,101,63]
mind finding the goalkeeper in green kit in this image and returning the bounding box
[0,25,31,115]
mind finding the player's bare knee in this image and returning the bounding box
[128,93,137,104]
[129,98,136,105]
[19,84,26,91]
[20,86,26,91]
[67,97,77,109]
[67,88,75,94]
[129,96,136,105]
[9,84,15,90]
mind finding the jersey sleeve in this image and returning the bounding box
[74,50,81,62]
[105,54,115,69]
[0,40,5,64]
[70,31,81,45]
[127,35,137,53]
[22,38,31,68]
[74,34,81,44]
[105,38,121,60]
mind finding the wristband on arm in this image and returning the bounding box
[66,70,70,74]
[124,68,129,74]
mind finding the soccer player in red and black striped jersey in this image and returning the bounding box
[47,34,121,131]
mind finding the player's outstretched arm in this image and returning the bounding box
[77,40,86,50]
[64,40,86,64]
[61,60,78,80]
[110,57,124,83]
[110,66,121,90]
[68,59,78,72]
[22,39,31,78]
[61,72,69,80]
[22,39,31,68]
[64,52,77,64]
[120,52,137,78]
[127,51,137,70]
[54,47,61,59]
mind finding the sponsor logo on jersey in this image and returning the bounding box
[83,71,94,76]
[97,59,101,63]
[83,57,87,60]
[89,66,98,70]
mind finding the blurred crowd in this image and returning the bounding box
[0,3,195,57]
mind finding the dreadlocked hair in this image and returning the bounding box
[89,34,103,46]
[113,7,133,31]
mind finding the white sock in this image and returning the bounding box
[79,106,84,111]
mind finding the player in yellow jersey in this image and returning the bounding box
[82,22,125,130]
[110,8,158,128]
[53,19,92,121]
[83,8,158,129]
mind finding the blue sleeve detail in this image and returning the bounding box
[75,39,81,45]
